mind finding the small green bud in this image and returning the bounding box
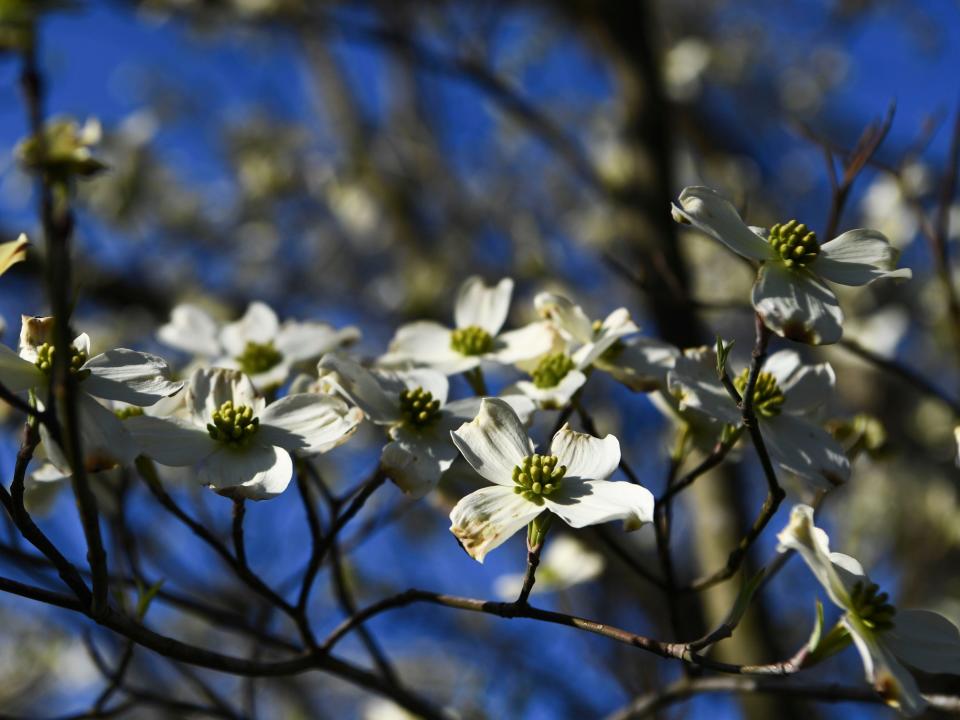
[235,340,283,375]
[512,453,566,500]
[207,400,260,448]
[398,386,442,428]
[531,353,575,389]
[768,219,820,269]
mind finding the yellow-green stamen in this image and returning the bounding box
[512,453,566,502]
[115,407,144,420]
[399,386,442,428]
[34,342,88,376]
[733,369,785,418]
[531,353,575,389]
[450,325,493,356]
[768,219,820,269]
[207,400,260,448]
[235,340,283,375]
[850,580,897,632]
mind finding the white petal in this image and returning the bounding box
[199,443,293,500]
[781,364,835,413]
[318,354,402,425]
[379,321,476,375]
[572,307,639,369]
[219,302,280,357]
[157,304,221,357]
[43,394,139,473]
[534,292,594,344]
[845,618,926,717]
[19,315,55,360]
[82,349,183,405]
[493,535,605,599]
[454,276,514,336]
[125,414,217,466]
[258,393,363,455]
[672,186,772,261]
[381,425,459,498]
[514,370,587,410]
[776,504,853,609]
[397,369,449,406]
[188,367,261,425]
[24,463,70,516]
[550,424,620,481]
[594,337,678,392]
[667,350,741,425]
[449,485,544,563]
[544,479,653,530]
[761,414,850,486]
[752,263,843,345]
[274,321,360,363]
[490,321,562,366]
[450,397,534,486]
[886,609,960,675]
[0,343,44,392]
[816,229,912,286]
[762,349,803,385]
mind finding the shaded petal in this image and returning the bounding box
[157,304,221,357]
[199,443,293,500]
[513,370,587,410]
[667,350,741,425]
[188,367,261,425]
[449,485,544,563]
[761,414,850,487]
[545,479,653,530]
[762,349,803,385]
[0,234,28,277]
[816,229,912,286]
[672,186,772,261]
[82,349,183,405]
[490,321,562,367]
[534,292,594,344]
[0,343,44,392]
[381,425,459,498]
[550,424,620,482]
[125,414,217,466]
[43,394,139,473]
[379,321,476,375]
[274,321,360,363]
[258,393,363,455]
[319,354,402,425]
[450,397,534,486]
[454,276,514,336]
[219,302,279,356]
[594,337,679,392]
[776,504,853,609]
[752,263,843,345]
[572,307,639,369]
[782,364,835,413]
[886,609,960,675]
[845,618,926,717]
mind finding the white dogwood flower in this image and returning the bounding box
[668,348,849,486]
[158,301,359,390]
[778,505,960,716]
[126,367,362,500]
[377,276,559,375]
[448,398,653,562]
[493,535,605,599]
[672,186,911,344]
[0,315,182,471]
[319,354,534,497]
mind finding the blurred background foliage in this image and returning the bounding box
[1,0,959,718]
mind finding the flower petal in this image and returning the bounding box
[816,229,912,286]
[274,321,360,363]
[200,443,293,500]
[219,302,279,357]
[544,479,653,530]
[534,292,594,344]
[667,349,741,425]
[125,414,217,466]
[761,414,850,486]
[594,337,678,392]
[776,504,853,609]
[42,393,139,473]
[379,321,476,375]
[82,349,183,405]
[490,321,562,367]
[845,618,926,717]
[188,367,262,425]
[763,349,835,413]
[0,343,44,392]
[449,485,544,562]
[381,425,459,498]
[752,263,843,345]
[0,234,28,277]
[450,397,534,486]
[672,186,772,261]
[319,354,402,425]
[454,276,514,336]
[157,304,221,357]
[550,424,620,482]
[258,393,363,455]
[513,370,587,410]
[572,307,639,369]
[886,609,960,675]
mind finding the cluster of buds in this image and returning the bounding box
[850,580,897,632]
[207,400,260,447]
[34,341,88,376]
[734,369,785,418]
[768,219,820,269]
[450,325,493,356]
[531,352,574,389]
[235,340,283,375]
[399,387,442,428]
[512,453,566,500]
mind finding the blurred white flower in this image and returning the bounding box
[493,535,604,599]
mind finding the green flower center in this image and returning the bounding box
[531,352,575,389]
[34,342,88,376]
[512,453,567,502]
[207,401,260,448]
[235,340,283,375]
[115,407,144,420]
[450,325,493,356]
[733,369,785,418]
[850,580,897,632]
[398,386,441,428]
[768,219,820,269]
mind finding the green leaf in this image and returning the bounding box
[715,336,735,379]
[136,579,165,621]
